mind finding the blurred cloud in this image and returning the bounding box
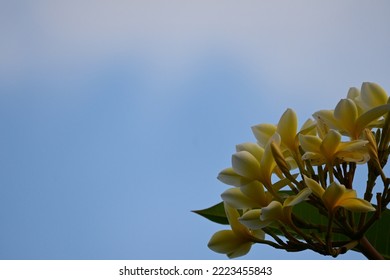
[2,0,390,99]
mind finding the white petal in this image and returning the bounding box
[299,134,322,153]
[221,188,261,209]
[303,176,325,198]
[320,130,341,160]
[236,142,264,161]
[232,151,261,180]
[217,168,251,187]
[239,209,267,230]
[208,230,249,257]
[334,98,358,137]
[339,198,376,212]
[284,188,312,207]
[240,181,268,207]
[360,82,388,110]
[313,110,339,130]
[251,124,277,147]
[277,108,298,150]
[260,201,283,221]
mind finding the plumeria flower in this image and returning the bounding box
[239,188,312,229]
[252,108,316,152]
[276,108,299,152]
[218,135,281,189]
[251,108,299,151]
[217,167,252,187]
[313,82,390,139]
[251,123,277,149]
[303,176,375,213]
[208,203,265,258]
[221,181,273,209]
[357,82,389,111]
[217,142,264,187]
[299,129,369,166]
[252,109,317,174]
[217,138,296,206]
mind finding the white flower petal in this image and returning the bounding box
[251,123,277,147]
[360,82,388,110]
[221,188,261,209]
[217,168,251,187]
[303,176,325,198]
[299,134,322,153]
[260,201,283,221]
[277,108,298,150]
[236,142,264,161]
[232,151,261,180]
[334,98,358,137]
[284,188,312,207]
[239,209,266,230]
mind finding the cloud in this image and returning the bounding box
[1,0,390,109]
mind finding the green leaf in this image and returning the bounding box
[192,202,229,225]
[357,210,390,259]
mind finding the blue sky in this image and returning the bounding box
[1,0,390,260]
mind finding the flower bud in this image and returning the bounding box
[363,129,384,175]
[270,141,289,175]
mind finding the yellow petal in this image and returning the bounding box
[347,87,364,114]
[251,123,277,147]
[337,140,369,163]
[240,181,268,207]
[320,130,341,162]
[301,152,325,165]
[207,230,251,258]
[239,209,268,229]
[338,198,376,212]
[259,134,280,186]
[336,150,370,163]
[299,118,317,136]
[236,142,264,162]
[284,188,312,207]
[360,82,388,109]
[304,176,325,198]
[260,201,283,221]
[277,108,298,150]
[338,140,368,152]
[224,203,250,237]
[313,110,339,131]
[232,151,261,180]
[227,242,253,259]
[299,134,322,153]
[272,176,298,192]
[322,182,351,211]
[334,99,358,137]
[355,103,390,133]
[347,87,360,100]
[221,188,261,209]
[251,229,266,241]
[217,167,251,187]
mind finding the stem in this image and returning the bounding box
[317,165,327,188]
[364,166,378,203]
[347,162,356,189]
[327,164,334,183]
[326,214,334,255]
[358,236,384,260]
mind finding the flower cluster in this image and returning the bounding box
[201,82,390,259]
